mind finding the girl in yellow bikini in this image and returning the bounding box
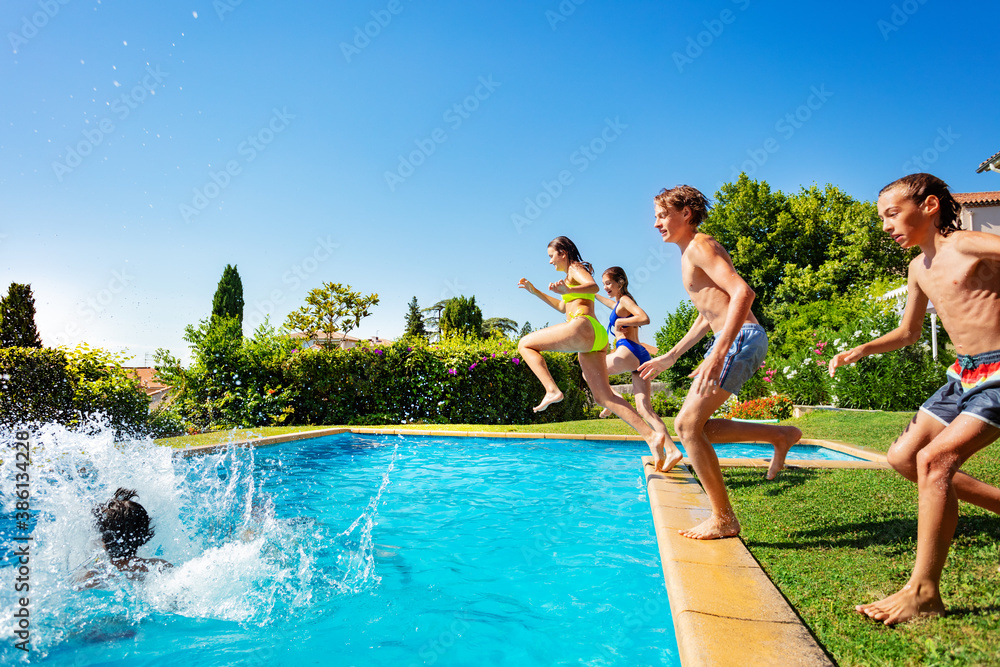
[517,236,671,470]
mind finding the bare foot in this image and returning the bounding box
[766,426,802,480]
[679,513,740,540]
[645,433,671,471]
[660,445,684,473]
[855,583,946,625]
[599,407,612,418]
[533,390,564,413]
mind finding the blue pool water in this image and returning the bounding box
[1,426,681,666]
[698,442,864,461]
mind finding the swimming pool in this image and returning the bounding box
[1,427,681,665]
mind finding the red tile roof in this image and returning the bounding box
[953,191,1000,207]
[977,150,1000,173]
[125,367,171,395]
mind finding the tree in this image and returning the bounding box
[404,296,428,339]
[422,299,451,341]
[439,295,483,338]
[519,321,533,338]
[285,282,379,348]
[482,317,519,339]
[0,283,42,348]
[701,174,915,330]
[212,264,244,326]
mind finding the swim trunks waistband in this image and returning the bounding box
[949,348,1000,390]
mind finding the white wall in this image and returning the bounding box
[961,204,1000,235]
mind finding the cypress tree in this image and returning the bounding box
[211,264,245,325]
[0,283,43,348]
[404,296,428,339]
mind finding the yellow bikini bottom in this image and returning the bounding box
[568,312,610,353]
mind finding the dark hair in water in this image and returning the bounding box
[548,236,594,275]
[654,185,711,226]
[602,266,635,302]
[879,173,963,237]
[93,488,155,559]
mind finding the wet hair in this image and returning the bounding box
[548,236,594,274]
[654,185,710,226]
[93,488,154,559]
[602,266,635,302]
[879,173,963,237]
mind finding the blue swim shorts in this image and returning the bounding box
[703,323,768,395]
[920,348,1000,429]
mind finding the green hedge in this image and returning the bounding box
[287,336,587,426]
[0,345,149,433]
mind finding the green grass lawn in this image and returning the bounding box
[155,411,1000,665]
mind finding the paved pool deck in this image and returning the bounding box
[176,427,884,666]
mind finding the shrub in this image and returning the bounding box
[725,394,793,420]
[0,345,149,434]
[651,391,685,417]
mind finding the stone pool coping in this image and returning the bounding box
[642,458,834,667]
[175,427,879,666]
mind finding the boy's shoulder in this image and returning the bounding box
[684,232,729,260]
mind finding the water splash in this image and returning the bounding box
[332,439,398,594]
[0,420,396,661]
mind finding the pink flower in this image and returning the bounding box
[469,362,478,370]
[448,368,457,375]
[375,349,383,355]
[513,358,520,365]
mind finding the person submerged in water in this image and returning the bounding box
[78,487,171,588]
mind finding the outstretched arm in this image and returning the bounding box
[638,313,711,380]
[829,272,928,376]
[518,278,565,313]
[595,293,616,310]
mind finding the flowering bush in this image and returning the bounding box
[761,307,949,410]
[724,394,793,420]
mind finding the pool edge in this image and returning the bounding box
[642,458,835,667]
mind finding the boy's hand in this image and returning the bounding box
[690,353,725,396]
[638,353,675,380]
[828,348,861,377]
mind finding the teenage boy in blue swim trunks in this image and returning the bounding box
[639,185,802,540]
[829,173,1000,625]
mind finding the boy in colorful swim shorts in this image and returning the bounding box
[638,185,802,540]
[829,173,1000,625]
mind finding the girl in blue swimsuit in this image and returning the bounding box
[595,268,679,469]
[518,237,670,469]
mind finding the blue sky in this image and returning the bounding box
[2,0,998,364]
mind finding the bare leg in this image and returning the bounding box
[632,371,682,472]
[674,387,741,539]
[886,411,1000,515]
[857,415,999,625]
[579,351,667,470]
[518,322,594,412]
[702,419,802,480]
[599,347,637,418]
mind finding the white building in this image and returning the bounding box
[954,191,1000,234]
